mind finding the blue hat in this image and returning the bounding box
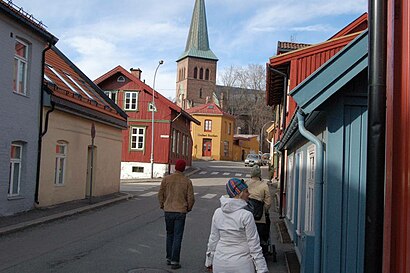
[226,178,248,198]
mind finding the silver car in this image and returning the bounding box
[244,154,262,167]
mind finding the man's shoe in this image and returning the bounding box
[171,264,181,269]
[166,260,171,265]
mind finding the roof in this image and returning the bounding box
[290,30,368,114]
[0,0,58,44]
[277,41,311,54]
[234,134,258,141]
[328,13,368,40]
[177,0,218,62]
[266,15,367,106]
[44,46,127,128]
[94,65,200,125]
[186,102,235,119]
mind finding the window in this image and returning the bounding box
[182,135,186,156]
[132,166,144,173]
[205,69,210,80]
[117,76,125,82]
[199,88,203,98]
[199,68,204,79]
[194,67,198,79]
[228,123,232,135]
[8,144,23,196]
[286,153,295,221]
[296,151,304,234]
[55,143,67,185]
[131,127,145,150]
[177,131,181,155]
[125,92,138,110]
[13,39,28,95]
[104,91,117,103]
[224,141,229,156]
[172,129,177,153]
[204,120,212,132]
[48,66,79,94]
[66,74,93,99]
[185,137,190,156]
[305,145,316,233]
[225,121,228,133]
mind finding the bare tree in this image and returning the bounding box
[218,64,273,148]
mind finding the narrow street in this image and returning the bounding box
[0,161,290,273]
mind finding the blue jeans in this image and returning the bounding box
[165,212,186,264]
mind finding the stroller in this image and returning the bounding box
[257,212,277,262]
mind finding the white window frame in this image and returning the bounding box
[54,143,67,185]
[104,91,118,104]
[125,92,138,111]
[286,153,295,222]
[305,145,316,233]
[131,127,145,150]
[8,144,23,196]
[13,39,28,95]
[204,120,212,131]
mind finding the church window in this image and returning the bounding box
[199,68,204,79]
[205,69,210,80]
[199,88,203,98]
[194,67,198,79]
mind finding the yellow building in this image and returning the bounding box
[37,46,127,207]
[186,103,235,161]
[232,135,260,162]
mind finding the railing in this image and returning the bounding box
[1,0,48,29]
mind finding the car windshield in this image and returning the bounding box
[247,154,259,159]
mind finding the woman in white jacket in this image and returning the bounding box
[205,178,269,273]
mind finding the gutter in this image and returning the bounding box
[296,110,324,273]
[35,42,53,204]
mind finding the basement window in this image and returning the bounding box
[132,166,144,173]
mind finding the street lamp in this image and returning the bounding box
[260,121,274,154]
[150,60,164,179]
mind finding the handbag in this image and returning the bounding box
[247,198,264,220]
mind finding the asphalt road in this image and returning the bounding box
[0,161,287,273]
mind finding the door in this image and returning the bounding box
[86,145,97,197]
[202,139,212,156]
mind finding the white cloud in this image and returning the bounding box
[11,0,368,99]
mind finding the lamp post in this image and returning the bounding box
[150,60,164,179]
[260,121,274,154]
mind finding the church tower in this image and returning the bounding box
[176,0,218,109]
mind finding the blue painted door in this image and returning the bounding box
[341,105,367,273]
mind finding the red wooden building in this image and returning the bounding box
[95,66,200,179]
[384,0,410,272]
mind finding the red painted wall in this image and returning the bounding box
[384,0,410,272]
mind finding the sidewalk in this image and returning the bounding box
[0,192,132,236]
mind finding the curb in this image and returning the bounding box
[120,168,201,184]
[0,193,133,236]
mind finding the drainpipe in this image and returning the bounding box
[296,110,324,273]
[365,0,387,272]
[35,43,53,204]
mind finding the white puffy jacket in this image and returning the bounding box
[205,196,269,273]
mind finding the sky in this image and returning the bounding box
[12,0,367,100]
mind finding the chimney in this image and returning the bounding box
[130,68,142,79]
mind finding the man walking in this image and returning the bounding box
[158,159,195,270]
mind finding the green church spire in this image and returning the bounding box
[177,0,218,61]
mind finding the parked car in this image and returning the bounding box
[244,154,262,167]
[262,153,270,165]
